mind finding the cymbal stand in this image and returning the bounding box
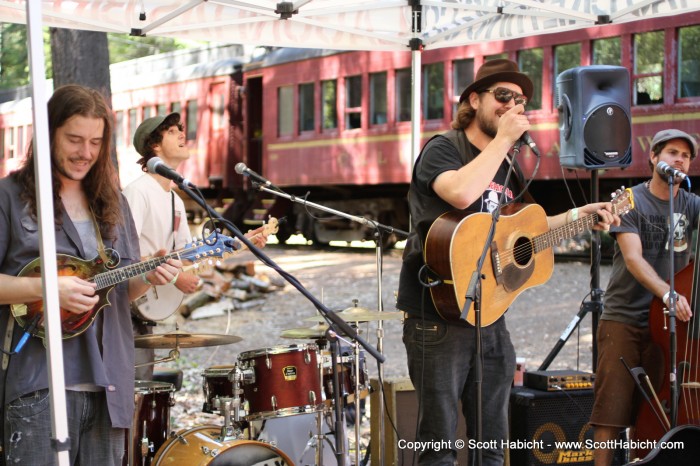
[134,347,180,368]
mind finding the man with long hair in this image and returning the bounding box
[397,60,619,465]
[0,84,181,465]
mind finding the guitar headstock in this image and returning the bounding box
[182,232,238,265]
[263,217,279,236]
[611,187,634,216]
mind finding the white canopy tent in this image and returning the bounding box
[2,1,700,464]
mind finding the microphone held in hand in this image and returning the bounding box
[235,163,273,187]
[656,161,688,181]
[518,132,540,157]
[146,157,194,188]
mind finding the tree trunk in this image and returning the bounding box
[50,28,118,168]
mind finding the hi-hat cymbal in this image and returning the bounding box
[134,330,242,348]
[303,306,404,323]
[280,323,330,340]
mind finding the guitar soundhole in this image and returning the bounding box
[513,237,533,266]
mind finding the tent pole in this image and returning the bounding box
[25,2,70,464]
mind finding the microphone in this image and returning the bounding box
[656,161,687,181]
[235,163,273,187]
[146,157,194,188]
[519,132,540,157]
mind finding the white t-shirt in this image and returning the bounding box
[123,174,191,256]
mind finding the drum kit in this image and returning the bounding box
[126,304,402,466]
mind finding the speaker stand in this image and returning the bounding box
[539,170,604,371]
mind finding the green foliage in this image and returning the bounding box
[0,23,203,89]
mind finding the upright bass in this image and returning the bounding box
[632,251,700,461]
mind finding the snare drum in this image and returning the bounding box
[202,365,236,414]
[238,344,322,420]
[152,425,293,465]
[124,380,175,466]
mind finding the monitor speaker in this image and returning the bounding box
[369,378,468,466]
[557,66,632,170]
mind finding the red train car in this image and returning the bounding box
[2,13,700,247]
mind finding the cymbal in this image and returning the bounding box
[303,306,404,323]
[134,330,242,348]
[280,323,330,340]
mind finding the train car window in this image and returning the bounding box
[321,80,338,130]
[8,127,14,159]
[157,104,168,116]
[554,43,581,104]
[186,100,197,140]
[423,63,444,120]
[370,72,387,125]
[592,37,621,66]
[518,49,543,111]
[115,111,125,148]
[129,108,138,146]
[453,59,475,116]
[678,25,700,98]
[486,53,508,61]
[17,126,24,160]
[345,75,362,129]
[298,83,315,133]
[171,102,182,115]
[278,85,294,136]
[395,68,411,122]
[633,30,664,105]
[143,106,153,120]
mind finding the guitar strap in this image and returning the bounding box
[171,191,176,251]
[90,209,111,265]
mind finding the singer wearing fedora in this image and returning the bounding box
[397,59,619,465]
[124,113,269,379]
[590,129,699,466]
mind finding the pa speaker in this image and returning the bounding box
[557,65,632,170]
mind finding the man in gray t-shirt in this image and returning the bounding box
[590,129,700,466]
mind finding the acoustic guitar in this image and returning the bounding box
[132,218,279,322]
[424,188,633,325]
[11,231,240,342]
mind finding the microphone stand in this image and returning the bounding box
[459,144,521,466]
[251,182,409,466]
[176,182,386,466]
[664,176,679,428]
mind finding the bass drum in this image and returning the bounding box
[152,425,293,466]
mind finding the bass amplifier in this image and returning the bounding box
[509,386,595,466]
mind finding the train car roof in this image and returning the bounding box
[245,47,344,71]
[110,43,246,92]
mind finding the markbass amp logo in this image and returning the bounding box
[531,422,593,464]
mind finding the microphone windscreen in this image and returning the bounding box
[234,162,246,174]
[146,157,163,174]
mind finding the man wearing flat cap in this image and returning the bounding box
[123,113,203,379]
[397,59,620,465]
[590,129,700,466]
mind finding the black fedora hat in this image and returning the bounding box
[459,59,533,104]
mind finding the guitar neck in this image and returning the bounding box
[532,212,601,253]
[90,250,182,290]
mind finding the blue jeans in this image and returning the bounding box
[4,389,125,465]
[403,317,516,466]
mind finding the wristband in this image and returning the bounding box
[169,272,180,285]
[141,273,152,286]
[663,290,677,306]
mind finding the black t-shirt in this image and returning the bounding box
[396,130,523,322]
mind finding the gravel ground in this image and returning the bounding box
[142,244,611,462]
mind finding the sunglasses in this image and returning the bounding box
[481,87,528,106]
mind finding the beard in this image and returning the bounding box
[476,110,499,139]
